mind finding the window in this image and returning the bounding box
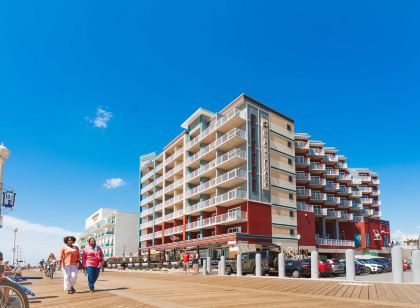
[287,124,292,131]
[290,229,295,236]
[289,193,294,200]
[289,211,294,218]
[288,158,293,165]
[287,141,292,148]
[228,226,241,233]
[365,234,371,248]
[288,175,293,182]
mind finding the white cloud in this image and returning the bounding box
[87,107,112,128]
[103,178,126,189]
[0,215,79,265]
[392,229,420,242]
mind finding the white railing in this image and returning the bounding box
[164,225,183,236]
[141,195,154,205]
[316,238,355,247]
[336,162,348,169]
[165,164,183,179]
[351,191,362,198]
[164,193,184,207]
[140,233,153,241]
[309,148,325,156]
[155,189,163,199]
[326,197,340,204]
[297,202,314,212]
[186,108,245,149]
[141,169,155,181]
[360,176,372,182]
[310,178,326,186]
[325,183,339,190]
[361,198,373,204]
[310,163,325,171]
[155,217,163,225]
[155,175,164,184]
[314,208,327,216]
[311,192,326,201]
[164,179,183,193]
[155,202,163,212]
[339,186,352,194]
[166,148,184,165]
[186,168,246,198]
[371,190,380,196]
[359,187,373,193]
[373,211,382,217]
[186,189,246,215]
[372,200,381,206]
[327,210,340,218]
[163,209,183,221]
[324,169,339,176]
[338,174,351,181]
[351,178,362,185]
[140,208,153,218]
[140,220,153,229]
[296,173,310,181]
[339,200,352,207]
[324,155,338,163]
[296,188,311,197]
[295,157,310,165]
[141,182,155,194]
[185,210,247,231]
[359,209,374,216]
[341,213,354,220]
[294,141,309,150]
[371,178,380,185]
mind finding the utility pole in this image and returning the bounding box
[12,227,18,268]
[0,143,11,228]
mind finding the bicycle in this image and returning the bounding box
[1,272,42,308]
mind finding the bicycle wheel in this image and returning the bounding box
[0,279,30,308]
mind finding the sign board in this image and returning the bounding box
[260,116,270,190]
[2,191,16,208]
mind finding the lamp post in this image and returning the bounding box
[12,227,18,267]
[297,234,301,259]
[0,142,11,228]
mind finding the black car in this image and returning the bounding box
[285,260,311,278]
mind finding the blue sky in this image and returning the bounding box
[0,1,419,262]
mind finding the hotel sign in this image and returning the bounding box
[261,116,270,190]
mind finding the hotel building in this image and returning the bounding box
[139,94,389,258]
[79,208,139,258]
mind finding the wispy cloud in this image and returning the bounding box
[392,229,420,242]
[0,216,79,264]
[87,107,112,128]
[103,178,126,189]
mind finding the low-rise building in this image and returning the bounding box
[79,208,138,258]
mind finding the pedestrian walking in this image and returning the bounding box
[192,250,200,275]
[82,238,104,293]
[182,250,190,274]
[59,236,80,294]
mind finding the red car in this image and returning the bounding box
[403,261,411,271]
[318,259,333,277]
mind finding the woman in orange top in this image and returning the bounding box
[59,236,80,294]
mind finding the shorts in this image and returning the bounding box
[192,259,199,265]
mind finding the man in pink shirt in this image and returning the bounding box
[82,238,104,293]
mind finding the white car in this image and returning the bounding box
[355,260,384,274]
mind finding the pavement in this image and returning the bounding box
[24,269,420,307]
[330,270,413,283]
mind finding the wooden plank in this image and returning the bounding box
[368,284,378,301]
[349,285,362,299]
[300,281,330,295]
[342,284,356,298]
[333,284,350,297]
[312,282,335,296]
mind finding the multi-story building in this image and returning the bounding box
[139,94,390,259]
[79,208,138,258]
[139,94,298,258]
[295,133,390,256]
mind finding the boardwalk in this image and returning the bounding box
[26,270,420,307]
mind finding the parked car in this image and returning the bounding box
[337,259,366,276]
[327,259,345,276]
[285,260,311,278]
[355,259,384,274]
[225,250,278,275]
[370,258,392,272]
[303,258,333,277]
[403,260,411,271]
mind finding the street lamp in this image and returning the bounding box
[0,142,11,228]
[12,227,18,268]
[297,234,301,259]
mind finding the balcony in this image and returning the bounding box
[325,196,340,206]
[372,200,381,207]
[349,202,363,211]
[294,141,309,153]
[316,238,355,247]
[154,230,162,238]
[164,225,183,236]
[186,128,246,168]
[324,155,338,164]
[325,182,339,192]
[338,199,352,209]
[309,163,326,174]
[165,164,183,179]
[141,194,154,206]
[372,211,382,218]
[297,202,314,212]
[140,220,153,229]
[324,169,339,178]
[359,208,374,216]
[310,192,326,202]
[339,212,353,221]
[336,162,348,169]
[337,174,351,183]
[140,233,153,242]
[185,210,247,231]
[296,188,311,198]
[186,148,246,184]
[164,178,183,193]
[296,172,311,183]
[140,207,153,218]
[186,168,246,199]
[371,178,380,185]
[163,209,184,221]
[295,156,310,168]
[350,191,362,198]
[309,177,326,188]
[338,186,352,195]
[155,217,163,225]
[165,148,184,166]
[361,198,373,205]
[141,169,155,182]
[359,187,373,194]
[351,178,362,186]
[308,148,325,158]
[141,181,155,194]
[186,108,245,151]
[360,176,372,183]
[314,208,327,216]
[164,193,184,208]
[186,189,246,215]
[371,190,381,196]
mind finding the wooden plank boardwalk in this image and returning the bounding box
[26,270,420,307]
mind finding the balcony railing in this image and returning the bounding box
[186,189,246,215]
[371,190,380,196]
[340,212,354,221]
[155,217,163,225]
[324,155,338,163]
[185,210,247,231]
[164,193,184,207]
[373,211,382,217]
[351,178,362,185]
[165,164,183,179]
[166,148,184,165]
[371,178,380,185]
[186,108,245,149]
[311,192,326,201]
[351,191,362,198]
[141,194,154,205]
[164,225,183,236]
[339,199,352,208]
[336,162,348,169]
[361,198,373,205]
[316,238,355,247]
[309,148,325,156]
[339,186,352,194]
[295,157,310,166]
[186,168,246,198]
[372,200,381,207]
[296,188,311,197]
[325,182,339,190]
[296,173,311,181]
[360,176,372,182]
[164,179,183,193]
[309,163,326,171]
[294,141,309,150]
[297,202,314,212]
[314,208,327,216]
[310,178,326,186]
[140,220,153,229]
[140,233,153,241]
[324,169,339,177]
[326,196,340,205]
[164,209,184,221]
[359,187,373,193]
[359,208,374,216]
[338,174,351,181]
